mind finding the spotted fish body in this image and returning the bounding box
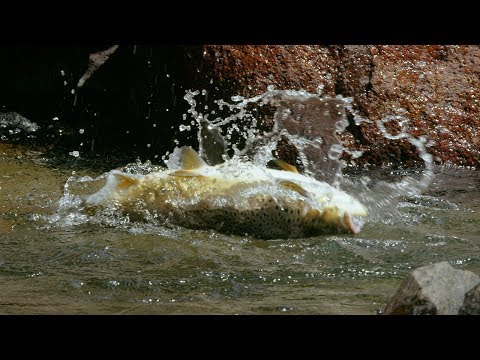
[85,146,367,239]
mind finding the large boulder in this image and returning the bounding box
[384,262,480,315]
[198,45,339,98]
[2,45,480,169]
[337,45,480,168]
[199,45,480,168]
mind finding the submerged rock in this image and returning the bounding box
[384,262,480,315]
[459,284,480,315]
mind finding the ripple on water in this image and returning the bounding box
[2,90,480,314]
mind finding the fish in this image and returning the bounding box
[84,146,367,239]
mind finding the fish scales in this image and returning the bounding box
[85,146,367,239]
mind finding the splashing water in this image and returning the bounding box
[52,87,437,232]
[0,112,39,141]
[181,87,435,219]
[3,87,480,315]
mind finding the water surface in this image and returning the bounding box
[1,143,479,314]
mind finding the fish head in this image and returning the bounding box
[274,170,368,235]
[308,188,368,235]
[317,206,365,235]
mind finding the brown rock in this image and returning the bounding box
[201,45,339,98]
[384,262,480,315]
[199,45,480,168]
[273,96,349,181]
[339,45,480,168]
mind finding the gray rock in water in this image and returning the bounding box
[459,284,480,315]
[384,262,480,315]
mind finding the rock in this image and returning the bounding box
[338,45,480,168]
[200,45,480,168]
[272,96,349,181]
[2,45,480,169]
[384,262,480,315]
[459,283,480,315]
[199,45,339,98]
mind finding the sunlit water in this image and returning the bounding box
[1,90,479,314]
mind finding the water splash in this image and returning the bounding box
[0,112,40,141]
[179,87,435,214]
[52,86,436,233]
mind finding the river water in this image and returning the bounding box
[1,142,479,314]
[1,90,479,314]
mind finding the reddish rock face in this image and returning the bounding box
[201,45,340,98]
[200,45,480,168]
[339,45,480,168]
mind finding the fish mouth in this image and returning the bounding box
[342,212,363,235]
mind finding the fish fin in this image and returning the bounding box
[179,146,207,170]
[268,159,299,173]
[113,173,140,189]
[342,212,362,235]
[279,180,308,197]
[168,170,204,177]
[320,207,340,223]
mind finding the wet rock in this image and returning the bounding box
[384,262,480,315]
[338,45,480,168]
[272,96,348,181]
[2,45,480,168]
[200,45,480,168]
[459,283,480,315]
[199,45,339,98]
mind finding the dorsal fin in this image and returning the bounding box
[179,146,207,170]
[168,170,204,177]
[268,159,299,173]
[113,173,139,189]
[279,180,308,197]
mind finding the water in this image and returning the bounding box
[1,90,479,314]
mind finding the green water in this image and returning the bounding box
[1,144,479,314]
